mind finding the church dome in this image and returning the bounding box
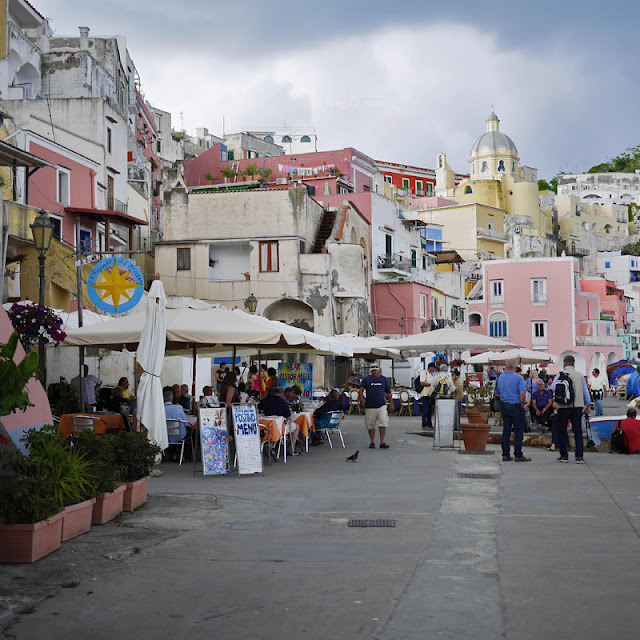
[470,112,518,159]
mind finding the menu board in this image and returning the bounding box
[231,404,263,476]
[198,407,229,476]
[278,363,313,400]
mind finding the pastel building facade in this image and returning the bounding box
[557,172,640,206]
[467,257,622,374]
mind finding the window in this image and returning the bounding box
[465,186,473,194]
[469,312,482,326]
[177,248,191,271]
[426,182,433,195]
[490,279,504,305]
[107,127,112,154]
[57,167,70,205]
[384,175,392,184]
[264,135,274,143]
[385,234,392,257]
[227,150,234,161]
[411,249,417,268]
[487,215,494,230]
[157,140,162,154]
[259,241,279,272]
[415,180,423,193]
[489,312,507,338]
[300,135,311,143]
[402,178,410,190]
[422,255,427,269]
[419,294,427,318]
[532,321,547,347]
[498,160,505,172]
[531,278,547,304]
[281,135,292,143]
[481,161,488,173]
[49,214,62,240]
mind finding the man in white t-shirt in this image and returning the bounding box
[71,364,102,411]
[420,362,437,428]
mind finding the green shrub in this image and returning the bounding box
[111,432,161,482]
[69,430,120,495]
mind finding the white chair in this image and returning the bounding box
[323,411,345,449]
[166,419,186,465]
[348,389,361,415]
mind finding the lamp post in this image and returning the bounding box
[421,321,428,333]
[30,210,54,385]
[244,292,258,314]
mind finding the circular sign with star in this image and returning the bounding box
[86,256,145,314]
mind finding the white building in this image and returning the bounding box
[246,130,317,156]
[557,172,640,206]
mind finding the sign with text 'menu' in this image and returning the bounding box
[277,363,313,399]
[231,404,262,476]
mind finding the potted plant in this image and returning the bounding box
[460,422,492,451]
[242,163,261,181]
[221,166,236,183]
[258,167,273,184]
[204,171,215,185]
[111,432,160,512]
[242,272,250,281]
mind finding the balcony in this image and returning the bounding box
[377,253,413,275]
[476,227,508,242]
[575,335,619,347]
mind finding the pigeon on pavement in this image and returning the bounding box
[346,450,359,462]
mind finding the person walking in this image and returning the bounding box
[419,362,437,428]
[587,368,608,417]
[359,363,393,449]
[494,358,530,462]
[551,355,592,464]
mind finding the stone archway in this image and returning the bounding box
[607,351,619,365]
[264,298,315,331]
[559,350,586,374]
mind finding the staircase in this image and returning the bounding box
[311,210,336,253]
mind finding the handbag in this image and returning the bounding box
[490,395,502,413]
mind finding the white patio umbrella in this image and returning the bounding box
[136,278,168,452]
[488,348,558,366]
[332,333,402,359]
[466,351,499,365]
[384,328,519,358]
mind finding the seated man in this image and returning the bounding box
[609,407,640,454]
[258,387,299,455]
[529,379,553,431]
[163,386,189,461]
[201,385,219,407]
[311,389,344,445]
[172,383,190,411]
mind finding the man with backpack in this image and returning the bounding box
[494,358,530,462]
[431,364,454,400]
[550,355,592,464]
[417,362,437,428]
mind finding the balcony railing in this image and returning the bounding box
[378,253,413,273]
[477,227,508,242]
[575,335,618,346]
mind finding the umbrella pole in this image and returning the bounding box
[232,346,237,376]
[258,350,262,398]
[192,344,197,413]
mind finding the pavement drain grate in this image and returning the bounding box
[348,519,396,528]
[458,472,498,479]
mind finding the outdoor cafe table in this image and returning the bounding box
[291,411,314,437]
[58,412,126,437]
[259,415,285,443]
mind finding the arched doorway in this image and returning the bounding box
[559,350,586,374]
[589,351,604,374]
[264,299,315,331]
[607,351,618,365]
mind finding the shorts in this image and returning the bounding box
[365,406,389,430]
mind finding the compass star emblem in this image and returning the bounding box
[89,264,139,312]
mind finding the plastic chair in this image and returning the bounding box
[72,415,107,433]
[166,420,186,465]
[398,390,413,416]
[616,383,627,400]
[323,411,345,449]
[348,389,361,415]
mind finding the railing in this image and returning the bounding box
[575,335,618,346]
[476,227,508,241]
[532,336,548,348]
[106,197,128,215]
[378,253,413,272]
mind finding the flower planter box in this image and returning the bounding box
[62,498,96,541]
[461,423,492,452]
[91,485,126,525]
[116,476,149,512]
[0,511,64,563]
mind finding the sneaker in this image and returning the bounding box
[557,457,569,463]
[379,443,390,449]
[502,455,513,461]
[576,458,585,464]
[514,456,531,462]
[369,443,376,449]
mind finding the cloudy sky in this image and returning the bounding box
[35,0,640,180]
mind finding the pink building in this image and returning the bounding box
[580,279,628,330]
[468,257,623,374]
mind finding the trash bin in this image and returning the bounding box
[434,398,456,448]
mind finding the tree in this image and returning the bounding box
[621,241,640,256]
[588,144,640,173]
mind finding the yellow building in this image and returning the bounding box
[431,113,554,258]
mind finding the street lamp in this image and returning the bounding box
[244,292,258,314]
[30,209,55,385]
[421,321,428,333]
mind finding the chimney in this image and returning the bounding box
[79,26,90,50]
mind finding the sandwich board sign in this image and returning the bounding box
[231,404,263,476]
[198,407,229,476]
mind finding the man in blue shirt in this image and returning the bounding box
[494,358,530,462]
[550,355,592,463]
[529,379,553,431]
[258,387,292,418]
[163,386,189,461]
[359,364,393,449]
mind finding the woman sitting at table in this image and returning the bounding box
[105,386,131,431]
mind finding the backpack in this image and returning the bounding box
[611,423,629,454]
[431,375,449,398]
[413,375,423,393]
[553,372,575,405]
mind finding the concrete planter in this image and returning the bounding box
[0,511,64,563]
[116,476,149,512]
[91,485,126,525]
[62,498,96,541]
[461,423,492,452]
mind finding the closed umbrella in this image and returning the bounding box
[136,279,168,452]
